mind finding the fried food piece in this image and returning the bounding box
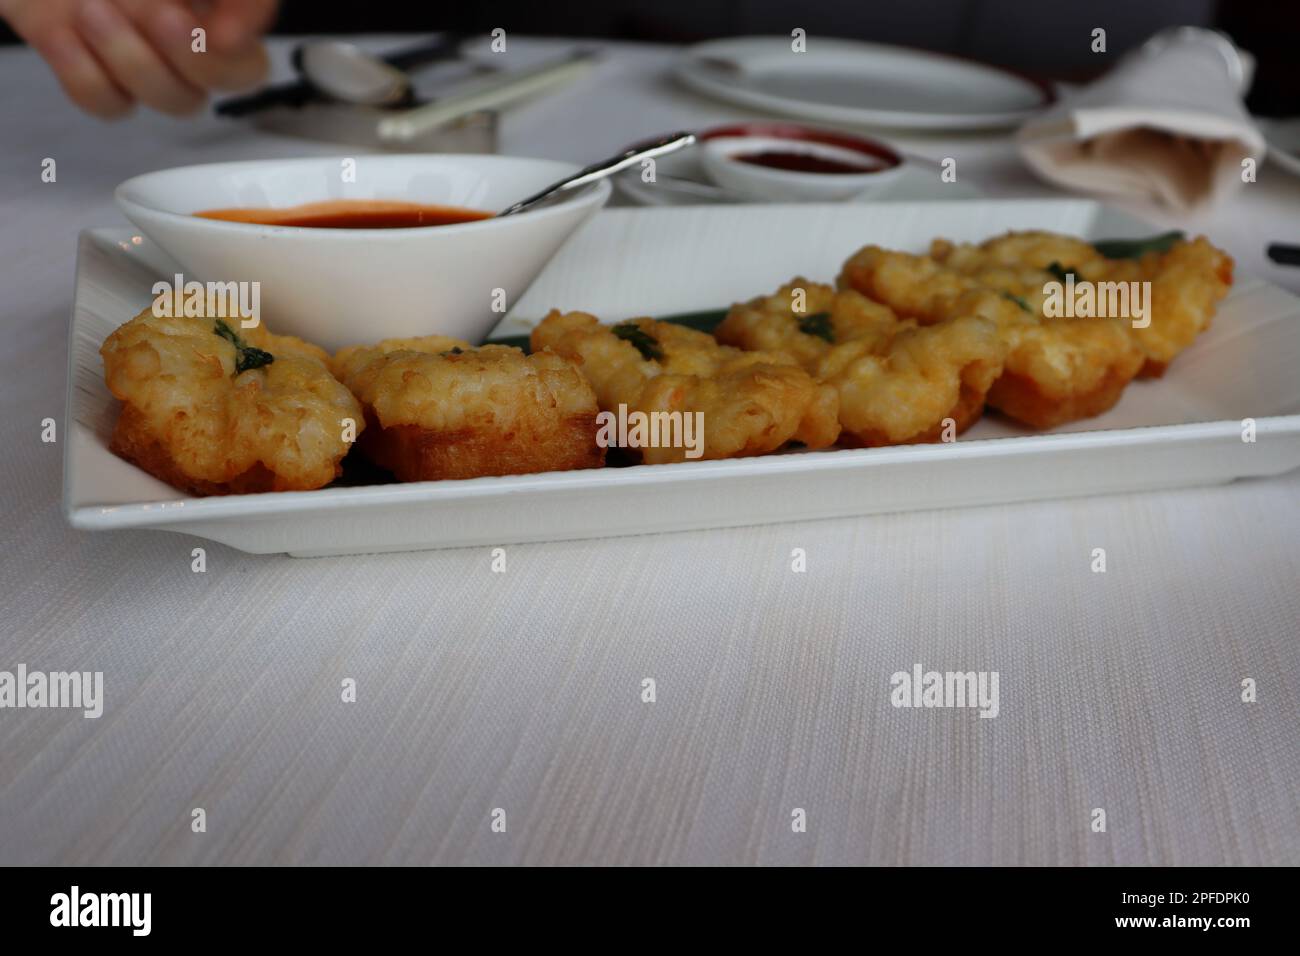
[332,336,604,481]
[718,280,1005,445]
[839,244,978,320]
[839,245,1144,429]
[531,310,840,462]
[101,309,363,495]
[931,231,1109,286]
[820,317,1006,446]
[715,277,902,366]
[1118,237,1233,376]
[929,230,1233,377]
[984,306,1144,428]
[332,334,468,384]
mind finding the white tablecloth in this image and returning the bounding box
[1,37,1296,865]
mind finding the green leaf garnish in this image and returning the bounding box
[613,322,664,361]
[234,346,274,374]
[214,319,275,374]
[1045,261,1075,283]
[1092,231,1184,259]
[1001,291,1032,313]
[796,311,834,342]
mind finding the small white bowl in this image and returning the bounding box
[115,155,609,351]
[699,123,904,202]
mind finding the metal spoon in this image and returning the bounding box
[218,35,462,116]
[295,41,415,108]
[498,132,697,216]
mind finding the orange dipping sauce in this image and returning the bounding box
[195,199,494,229]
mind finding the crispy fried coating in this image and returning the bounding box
[719,280,1005,445]
[531,310,840,462]
[1120,237,1233,376]
[929,230,1233,376]
[716,278,902,367]
[332,336,604,481]
[100,309,363,495]
[984,313,1144,428]
[838,245,1144,429]
[821,322,1004,445]
[931,231,1109,285]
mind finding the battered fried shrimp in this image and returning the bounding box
[838,245,1144,429]
[985,308,1145,428]
[100,309,363,495]
[531,310,840,463]
[838,245,978,320]
[332,334,468,385]
[332,336,604,481]
[719,280,1004,445]
[818,317,1005,445]
[928,230,1233,376]
[931,231,1109,283]
[715,277,901,365]
[1122,237,1233,376]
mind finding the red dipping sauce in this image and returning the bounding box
[733,150,887,175]
[195,199,494,229]
[701,122,904,180]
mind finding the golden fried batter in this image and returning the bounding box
[101,309,363,495]
[531,310,840,462]
[929,230,1233,376]
[333,336,604,481]
[1116,237,1233,376]
[719,280,1005,445]
[838,245,1144,429]
[716,278,902,366]
[931,231,1109,284]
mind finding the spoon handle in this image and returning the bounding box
[498,131,697,216]
[382,33,465,72]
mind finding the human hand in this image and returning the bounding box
[0,0,279,117]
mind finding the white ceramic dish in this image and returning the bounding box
[114,155,610,351]
[615,148,980,206]
[66,202,1300,556]
[675,36,1050,131]
[700,133,904,202]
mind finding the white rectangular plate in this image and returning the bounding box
[65,201,1300,556]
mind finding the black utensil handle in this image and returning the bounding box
[1266,243,1300,267]
[382,33,463,72]
[214,81,316,116]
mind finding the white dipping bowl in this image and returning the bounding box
[699,123,904,202]
[115,155,609,351]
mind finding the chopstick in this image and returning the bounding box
[377,50,598,143]
[1266,243,1300,267]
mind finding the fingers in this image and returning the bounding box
[143,2,269,92]
[7,0,277,118]
[76,0,205,115]
[32,26,134,119]
[207,0,279,54]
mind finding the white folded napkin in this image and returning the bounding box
[1017,27,1267,211]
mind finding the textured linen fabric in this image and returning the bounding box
[0,38,1297,866]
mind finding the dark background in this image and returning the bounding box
[0,0,1294,115]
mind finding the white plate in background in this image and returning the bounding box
[65,202,1300,556]
[674,36,1050,131]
